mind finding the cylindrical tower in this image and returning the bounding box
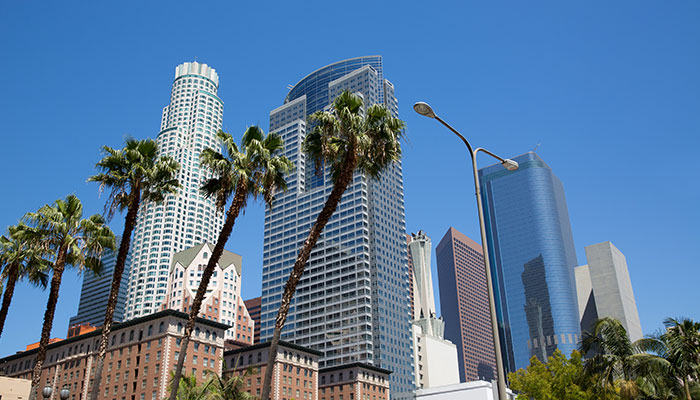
[125,62,226,319]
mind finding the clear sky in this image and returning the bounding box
[0,1,698,356]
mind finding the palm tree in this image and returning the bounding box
[260,90,405,400]
[169,372,212,400]
[581,317,651,400]
[87,138,180,400]
[24,194,115,400]
[168,127,293,400]
[0,223,49,338]
[206,367,254,400]
[637,317,700,400]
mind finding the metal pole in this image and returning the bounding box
[433,115,509,400]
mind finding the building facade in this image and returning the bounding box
[407,231,459,389]
[260,56,413,395]
[163,243,254,344]
[224,341,321,400]
[575,241,642,341]
[0,310,227,400]
[125,62,225,319]
[479,152,581,372]
[244,297,262,344]
[319,363,391,400]
[435,227,495,382]
[69,240,129,328]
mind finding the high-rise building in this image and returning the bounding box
[260,56,413,395]
[162,243,254,344]
[479,152,581,372]
[69,238,129,328]
[575,241,642,341]
[244,297,261,343]
[435,227,495,382]
[125,62,225,319]
[408,230,459,389]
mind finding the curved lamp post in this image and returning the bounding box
[414,101,516,400]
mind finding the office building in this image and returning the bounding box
[575,241,642,341]
[244,296,262,343]
[479,152,580,372]
[407,231,459,388]
[435,227,495,382]
[0,310,228,400]
[125,61,225,319]
[319,363,391,400]
[69,240,129,329]
[163,243,254,344]
[260,56,413,395]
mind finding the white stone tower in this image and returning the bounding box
[125,62,225,319]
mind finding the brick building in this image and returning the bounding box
[243,297,261,344]
[223,341,321,400]
[0,310,227,400]
[318,363,391,400]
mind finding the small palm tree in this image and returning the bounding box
[87,138,180,400]
[261,91,405,400]
[637,317,700,400]
[24,194,115,400]
[169,372,212,400]
[169,127,292,400]
[581,317,651,400]
[206,365,254,400]
[0,223,49,338]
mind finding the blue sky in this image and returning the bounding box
[0,1,698,355]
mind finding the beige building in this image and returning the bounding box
[0,310,227,400]
[0,377,31,400]
[163,243,255,344]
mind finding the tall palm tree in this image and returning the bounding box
[169,127,293,400]
[637,317,700,400]
[0,223,49,338]
[87,138,180,400]
[206,367,254,400]
[24,194,115,400]
[261,91,405,400]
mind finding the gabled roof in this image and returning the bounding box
[170,243,242,275]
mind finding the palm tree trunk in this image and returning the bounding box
[168,179,249,400]
[0,263,20,338]
[684,375,692,400]
[29,247,67,400]
[261,152,357,400]
[88,193,140,400]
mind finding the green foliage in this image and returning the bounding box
[0,223,50,287]
[509,350,596,400]
[168,370,253,400]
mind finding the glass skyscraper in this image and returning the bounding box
[125,62,225,319]
[260,56,414,395]
[479,152,580,373]
[69,239,129,328]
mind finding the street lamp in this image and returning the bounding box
[42,386,52,400]
[414,101,516,400]
[59,387,70,400]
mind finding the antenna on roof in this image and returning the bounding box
[532,143,541,152]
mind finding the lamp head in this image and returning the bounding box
[413,102,436,119]
[502,159,519,171]
[42,386,53,399]
[59,388,70,400]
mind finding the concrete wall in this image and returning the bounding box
[0,377,31,400]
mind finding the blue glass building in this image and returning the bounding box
[261,56,414,395]
[69,240,130,328]
[479,152,580,372]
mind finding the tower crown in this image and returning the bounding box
[175,61,219,86]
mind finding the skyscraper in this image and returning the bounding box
[479,152,581,372]
[408,230,459,389]
[69,238,129,328]
[575,241,642,341]
[125,62,225,319]
[436,227,496,382]
[260,56,413,395]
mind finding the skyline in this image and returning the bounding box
[1,1,699,357]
